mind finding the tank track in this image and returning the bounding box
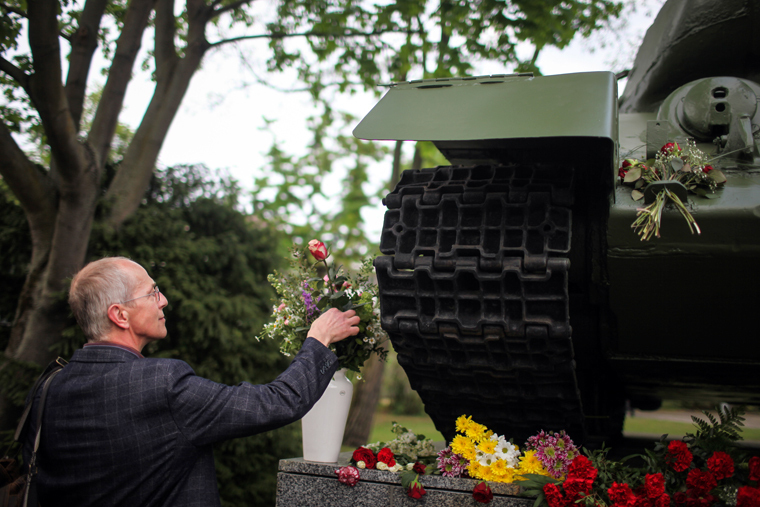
[375,164,586,444]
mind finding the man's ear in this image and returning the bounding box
[107,304,130,330]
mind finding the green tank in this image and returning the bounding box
[355,1,760,444]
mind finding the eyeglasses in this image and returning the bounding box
[121,286,161,305]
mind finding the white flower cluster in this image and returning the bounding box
[476,433,520,467]
[355,460,404,473]
[366,423,436,462]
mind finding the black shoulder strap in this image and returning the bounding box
[21,366,63,507]
[13,358,67,443]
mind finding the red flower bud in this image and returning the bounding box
[660,142,681,155]
[408,481,426,499]
[473,481,494,503]
[308,239,329,261]
[702,165,714,173]
[622,159,633,168]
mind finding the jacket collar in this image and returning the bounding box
[71,345,143,363]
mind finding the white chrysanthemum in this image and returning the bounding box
[476,449,497,467]
[492,435,520,467]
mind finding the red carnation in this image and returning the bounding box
[660,142,681,155]
[335,466,360,487]
[655,494,671,507]
[544,483,567,507]
[706,451,734,480]
[666,441,693,472]
[645,473,666,500]
[376,447,396,467]
[749,456,760,482]
[352,446,377,469]
[609,482,637,507]
[674,492,688,505]
[738,486,760,507]
[308,239,329,261]
[473,481,494,504]
[568,455,598,482]
[686,469,717,497]
[564,477,594,502]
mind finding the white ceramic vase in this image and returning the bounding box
[301,368,354,463]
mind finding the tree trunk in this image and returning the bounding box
[342,347,387,447]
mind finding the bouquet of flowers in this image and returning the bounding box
[450,415,561,483]
[619,140,726,240]
[520,406,760,507]
[258,239,388,373]
[336,417,564,503]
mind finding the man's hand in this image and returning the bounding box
[308,308,361,347]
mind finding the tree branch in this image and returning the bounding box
[88,0,155,168]
[27,0,83,182]
[0,121,55,217]
[209,27,423,48]
[0,55,30,91]
[104,1,210,229]
[211,0,254,17]
[154,0,178,83]
[65,0,109,129]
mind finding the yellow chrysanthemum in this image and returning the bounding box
[517,450,547,476]
[478,439,497,454]
[466,422,489,442]
[455,415,473,433]
[451,435,477,461]
[468,461,484,480]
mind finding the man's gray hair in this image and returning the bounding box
[69,257,141,341]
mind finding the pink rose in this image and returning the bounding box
[308,239,329,261]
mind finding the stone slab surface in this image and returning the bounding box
[276,451,532,507]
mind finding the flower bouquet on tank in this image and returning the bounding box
[258,239,388,463]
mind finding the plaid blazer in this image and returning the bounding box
[22,337,337,507]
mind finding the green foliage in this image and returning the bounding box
[0,188,28,349]
[253,100,391,261]
[687,405,746,454]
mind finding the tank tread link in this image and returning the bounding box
[374,163,586,444]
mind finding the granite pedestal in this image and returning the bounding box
[276,451,535,507]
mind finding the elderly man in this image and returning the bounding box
[22,256,359,507]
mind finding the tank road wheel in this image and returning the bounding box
[374,164,587,444]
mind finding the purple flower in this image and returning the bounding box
[437,447,470,478]
[302,283,319,322]
[524,430,578,479]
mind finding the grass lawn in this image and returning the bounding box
[359,412,760,447]
[625,416,760,442]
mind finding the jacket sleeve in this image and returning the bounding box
[164,337,338,447]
